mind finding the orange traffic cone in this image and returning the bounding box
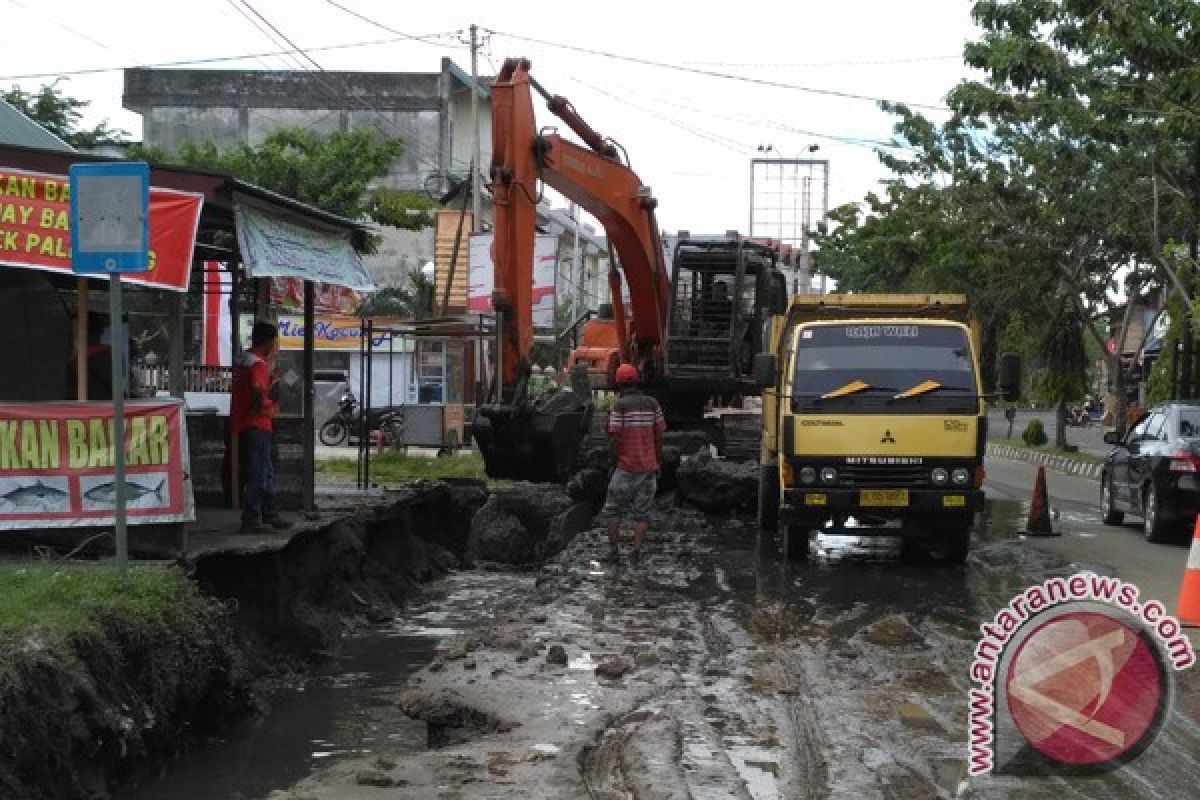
[1176,516,1200,626]
[1023,466,1057,537]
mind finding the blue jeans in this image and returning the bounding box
[240,428,278,525]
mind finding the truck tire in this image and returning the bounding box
[757,464,778,532]
[936,513,972,565]
[784,523,810,561]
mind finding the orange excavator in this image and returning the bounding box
[471,58,786,482]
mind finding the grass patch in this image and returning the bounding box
[0,563,193,649]
[317,451,487,483]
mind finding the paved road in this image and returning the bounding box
[985,455,1195,625]
[988,408,1114,458]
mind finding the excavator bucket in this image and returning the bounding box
[472,388,593,483]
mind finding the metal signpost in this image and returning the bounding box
[69,162,151,577]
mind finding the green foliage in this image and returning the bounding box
[0,563,193,648]
[131,128,438,233]
[3,82,127,148]
[1022,418,1048,447]
[1147,291,1184,405]
[814,0,1200,408]
[359,269,435,319]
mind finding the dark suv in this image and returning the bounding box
[1101,402,1200,542]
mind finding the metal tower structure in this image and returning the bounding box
[749,155,830,294]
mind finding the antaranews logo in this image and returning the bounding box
[968,572,1195,776]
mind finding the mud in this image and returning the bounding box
[0,480,526,800]
[275,499,1200,800]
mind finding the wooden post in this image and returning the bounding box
[76,277,88,401]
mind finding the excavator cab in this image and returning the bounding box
[664,234,784,401]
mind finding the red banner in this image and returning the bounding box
[0,400,194,528]
[0,167,203,292]
[270,276,360,314]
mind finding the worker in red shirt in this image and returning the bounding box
[231,321,291,534]
[602,363,666,564]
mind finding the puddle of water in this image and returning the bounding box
[123,574,511,800]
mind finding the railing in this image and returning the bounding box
[137,364,234,393]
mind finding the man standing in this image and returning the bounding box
[603,363,666,564]
[231,321,291,534]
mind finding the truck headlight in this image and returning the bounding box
[931,468,949,486]
[951,468,970,486]
[820,467,838,485]
[800,467,817,485]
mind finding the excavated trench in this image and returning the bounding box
[0,475,605,800]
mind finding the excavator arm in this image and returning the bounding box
[490,57,669,391]
[473,57,670,482]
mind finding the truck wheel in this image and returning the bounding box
[757,464,779,532]
[937,514,972,565]
[784,523,810,561]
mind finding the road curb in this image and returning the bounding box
[986,443,1103,482]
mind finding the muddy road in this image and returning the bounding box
[254,492,1199,800]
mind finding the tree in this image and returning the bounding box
[358,269,434,319]
[816,0,1200,445]
[132,128,438,237]
[3,82,128,148]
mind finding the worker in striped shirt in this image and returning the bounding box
[602,363,667,564]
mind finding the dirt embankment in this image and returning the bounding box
[0,477,598,800]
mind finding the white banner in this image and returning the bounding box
[468,233,558,329]
[234,197,376,291]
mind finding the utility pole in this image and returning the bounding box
[571,202,584,315]
[470,24,482,234]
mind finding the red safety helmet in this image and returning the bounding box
[615,363,639,385]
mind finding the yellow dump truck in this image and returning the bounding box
[754,294,1019,563]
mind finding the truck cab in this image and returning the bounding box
[757,294,1009,564]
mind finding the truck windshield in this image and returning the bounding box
[791,323,978,414]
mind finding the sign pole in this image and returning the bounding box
[110,275,128,577]
[70,160,149,579]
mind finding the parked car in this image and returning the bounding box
[1101,402,1200,542]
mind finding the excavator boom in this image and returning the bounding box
[473,58,670,482]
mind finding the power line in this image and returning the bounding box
[226,0,309,71]
[569,76,911,154]
[3,0,111,51]
[679,54,964,69]
[0,32,457,82]
[324,0,463,46]
[484,28,953,113]
[238,0,323,71]
[566,77,755,157]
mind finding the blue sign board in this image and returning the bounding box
[69,161,150,274]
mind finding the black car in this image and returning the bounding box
[1101,402,1200,542]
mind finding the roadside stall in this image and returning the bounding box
[0,143,373,554]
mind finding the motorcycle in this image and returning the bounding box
[1066,406,1094,428]
[319,391,358,446]
[319,391,406,447]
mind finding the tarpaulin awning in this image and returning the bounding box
[234,194,376,292]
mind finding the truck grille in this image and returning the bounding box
[836,465,931,487]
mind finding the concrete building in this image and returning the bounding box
[122,59,491,287]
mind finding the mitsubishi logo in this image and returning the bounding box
[881,430,896,444]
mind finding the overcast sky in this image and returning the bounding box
[1,0,983,235]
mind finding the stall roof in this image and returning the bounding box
[0,142,375,252]
[0,100,74,152]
